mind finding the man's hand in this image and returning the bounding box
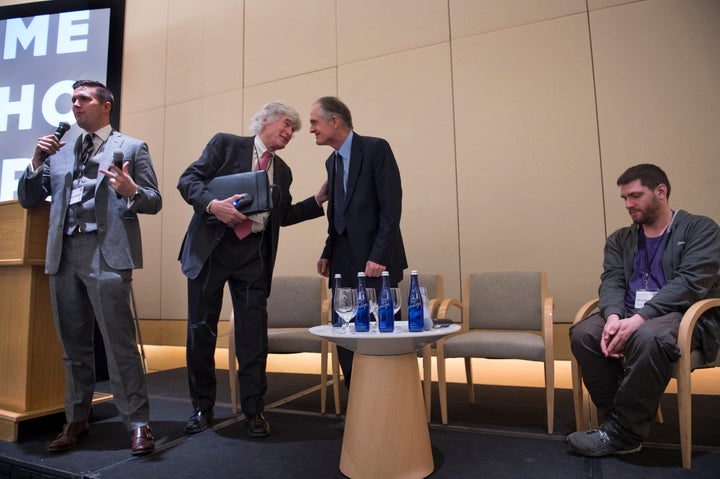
[315,180,328,204]
[209,194,249,227]
[100,162,137,197]
[601,313,646,358]
[364,261,386,277]
[317,258,330,277]
[32,134,66,169]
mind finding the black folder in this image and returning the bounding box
[205,170,273,215]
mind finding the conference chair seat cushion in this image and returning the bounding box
[268,328,323,354]
[443,331,545,361]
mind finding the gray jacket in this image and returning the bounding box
[18,131,162,275]
[599,209,720,362]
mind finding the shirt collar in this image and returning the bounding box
[83,124,112,144]
[254,136,272,160]
[337,130,353,160]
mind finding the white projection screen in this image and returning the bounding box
[0,0,125,201]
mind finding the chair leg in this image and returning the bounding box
[677,370,693,469]
[437,347,448,425]
[570,357,588,431]
[464,357,475,404]
[544,358,554,434]
[331,344,341,415]
[228,312,238,415]
[320,340,328,414]
[422,345,432,422]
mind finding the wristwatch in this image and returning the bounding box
[131,189,141,201]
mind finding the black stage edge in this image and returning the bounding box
[1,367,718,478]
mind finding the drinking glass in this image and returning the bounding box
[333,287,357,334]
[366,288,378,332]
[391,287,401,316]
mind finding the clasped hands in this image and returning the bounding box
[601,313,646,358]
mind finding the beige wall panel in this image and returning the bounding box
[120,108,166,318]
[244,0,336,87]
[165,0,244,105]
[453,15,605,322]
[588,0,640,10]
[244,70,337,276]
[337,0,449,64]
[590,0,720,233]
[338,45,460,299]
[449,0,586,39]
[160,91,244,319]
[122,0,169,116]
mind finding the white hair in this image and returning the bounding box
[249,101,301,134]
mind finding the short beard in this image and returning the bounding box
[634,196,663,226]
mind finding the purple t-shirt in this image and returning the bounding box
[624,229,667,311]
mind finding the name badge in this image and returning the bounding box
[70,187,84,205]
[635,290,658,309]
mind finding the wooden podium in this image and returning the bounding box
[0,200,110,442]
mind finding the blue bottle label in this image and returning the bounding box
[355,303,370,332]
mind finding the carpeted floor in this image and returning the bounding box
[0,367,718,478]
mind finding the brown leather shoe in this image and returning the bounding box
[47,421,90,452]
[130,425,155,456]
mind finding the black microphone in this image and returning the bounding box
[112,150,124,169]
[112,151,124,198]
[38,122,71,162]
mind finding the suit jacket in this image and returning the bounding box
[18,130,162,275]
[321,132,407,284]
[177,133,324,282]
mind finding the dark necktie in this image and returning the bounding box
[80,134,94,164]
[334,151,345,234]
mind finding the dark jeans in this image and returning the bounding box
[569,312,682,442]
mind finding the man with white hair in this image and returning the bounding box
[178,102,327,438]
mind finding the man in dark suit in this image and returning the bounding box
[178,102,327,438]
[310,96,407,388]
[18,80,161,455]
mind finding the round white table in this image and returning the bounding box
[310,321,460,479]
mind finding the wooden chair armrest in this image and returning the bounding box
[676,298,720,370]
[543,296,554,360]
[322,298,331,325]
[437,298,464,331]
[574,298,600,325]
[428,298,439,319]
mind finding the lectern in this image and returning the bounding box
[0,200,111,442]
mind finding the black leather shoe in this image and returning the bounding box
[184,409,213,434]
[244,412,270,438]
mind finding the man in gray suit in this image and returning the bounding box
[18,80,162,456]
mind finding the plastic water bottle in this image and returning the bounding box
[407,271,424,332]
[355,272,370,332]
[421,287,433,331]
[378,271,394,333]
[331,274,343,328]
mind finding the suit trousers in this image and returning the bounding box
[49,232,150,431]
[569,312,682,442]
[330,232,396,389]
[186,228,270,416]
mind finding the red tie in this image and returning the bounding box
[259,150,272,170]
[234,151,271,239]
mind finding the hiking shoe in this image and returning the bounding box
[567,428,642,457]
